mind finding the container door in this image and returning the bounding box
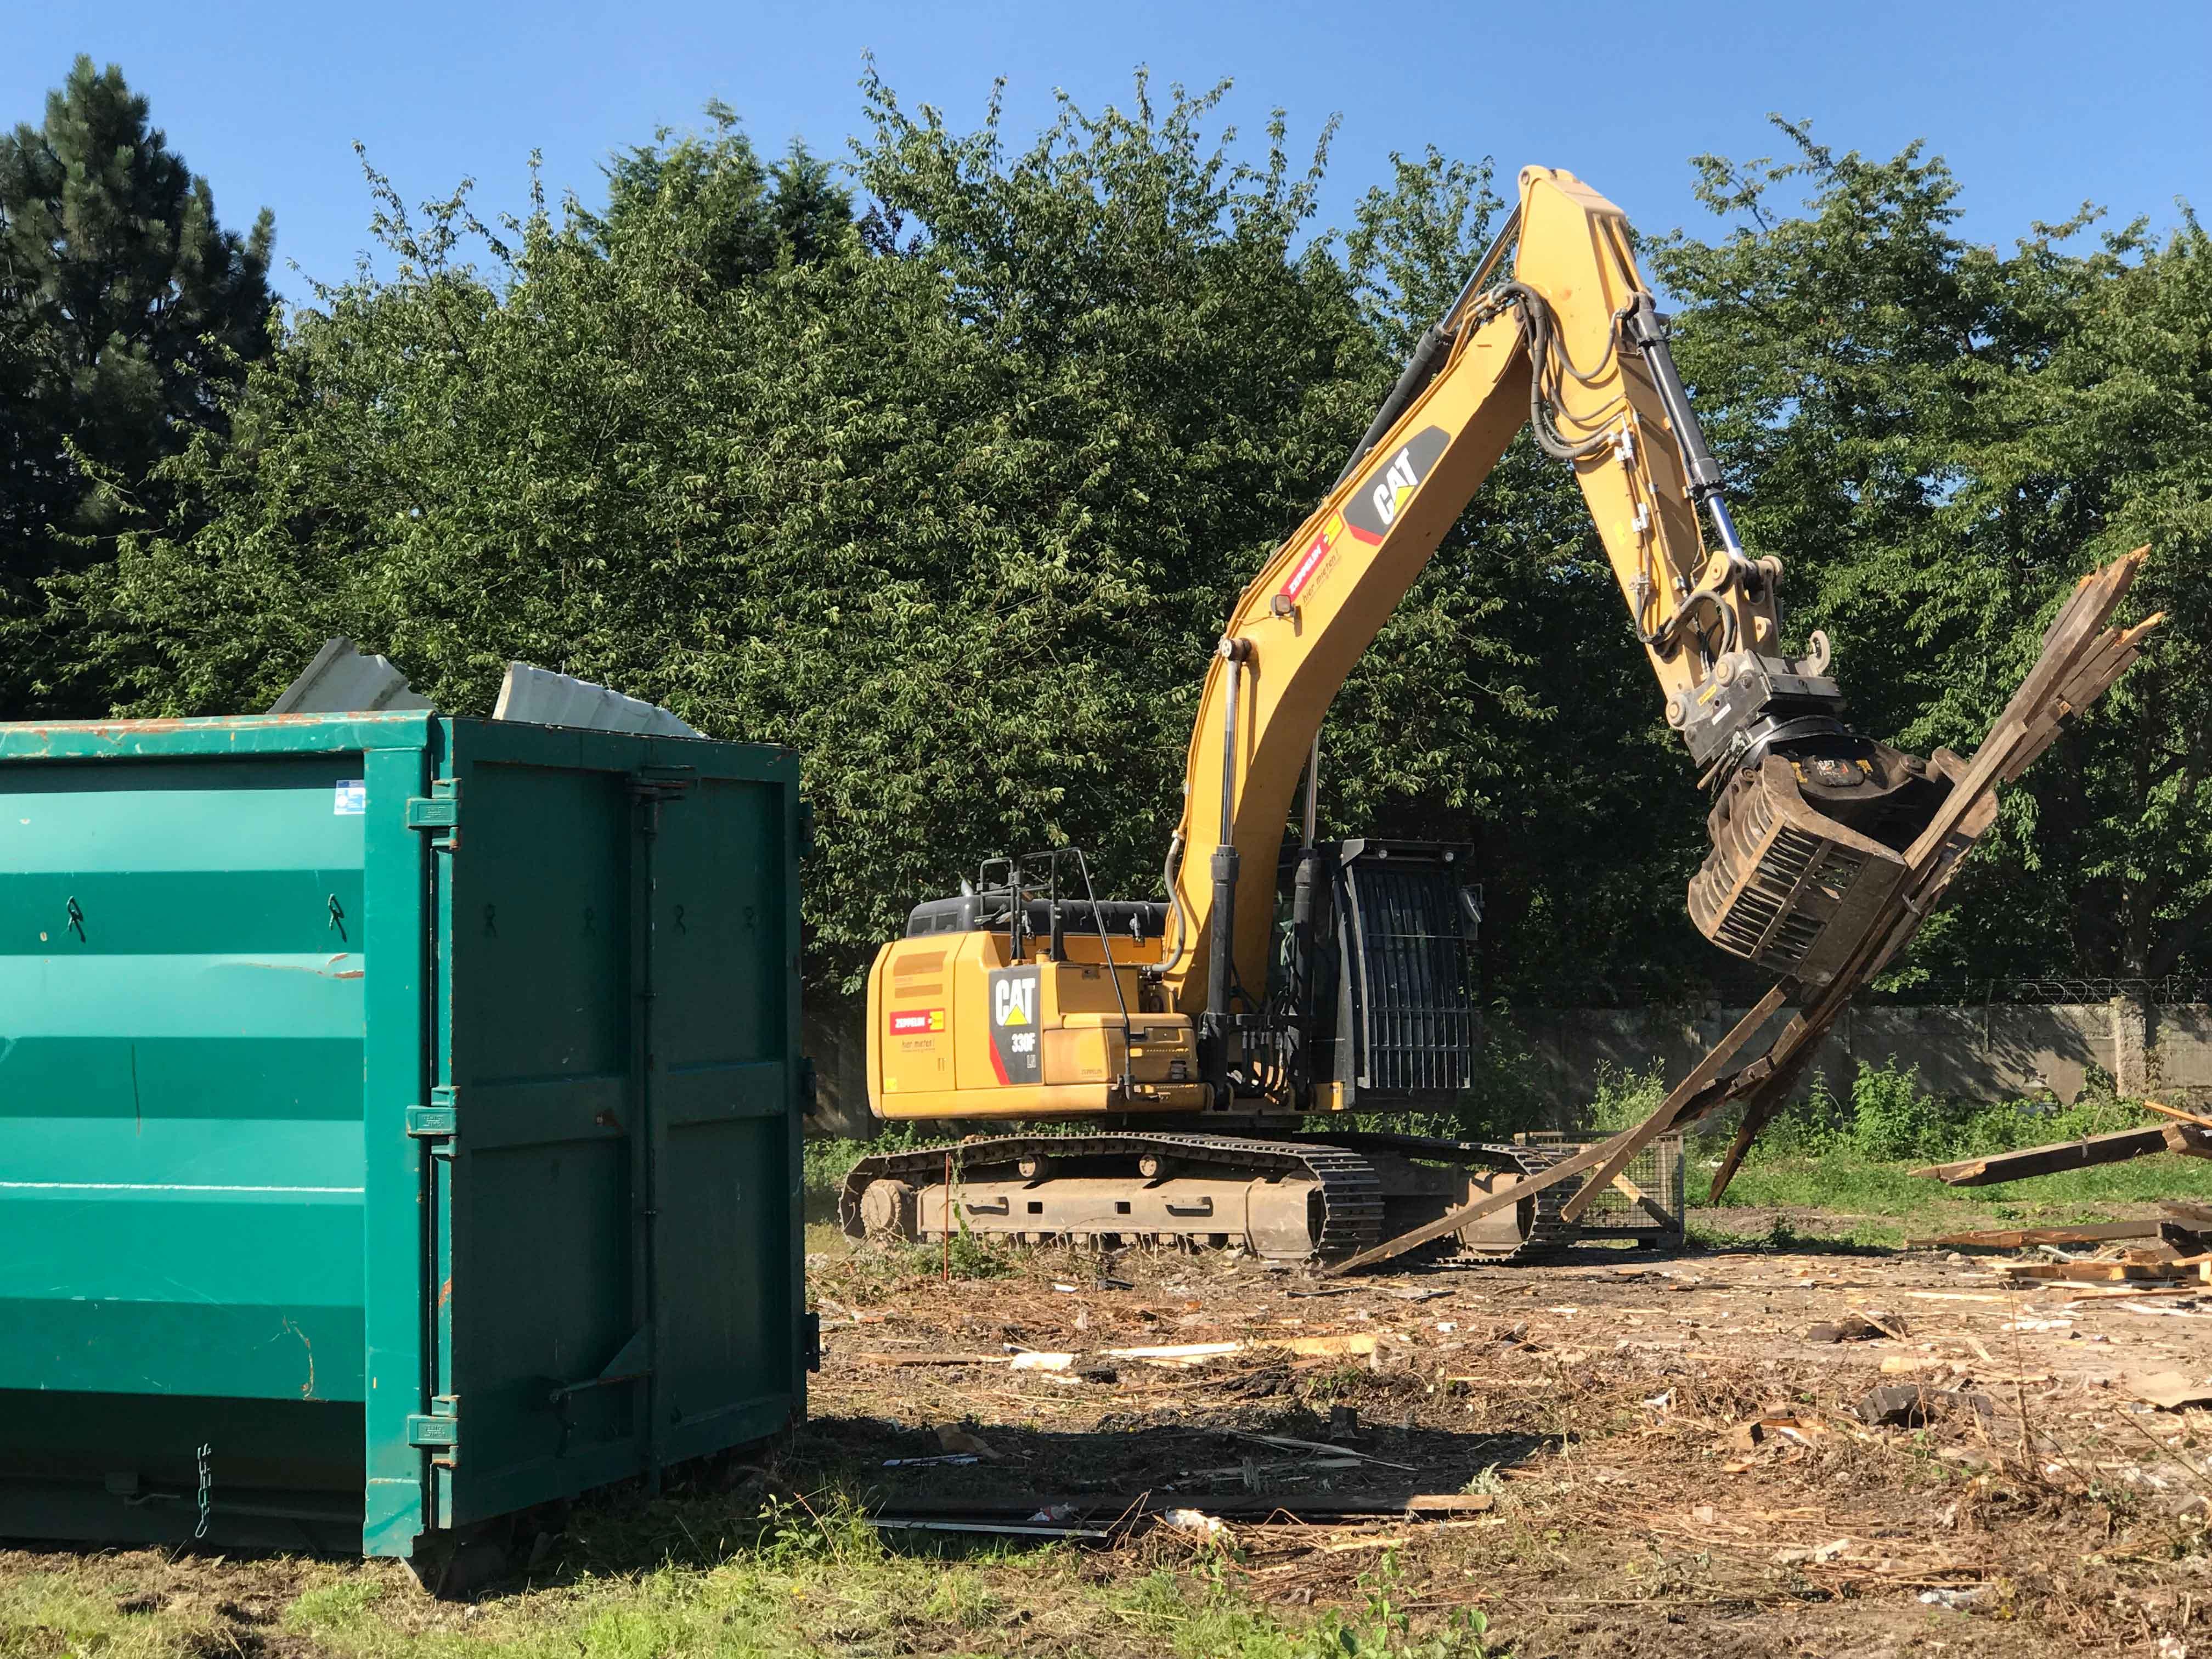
[636,761,800,1466]
[426,729,800,1530]
[429,746,642,1528]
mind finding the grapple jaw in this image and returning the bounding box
[1689,744,1996,985]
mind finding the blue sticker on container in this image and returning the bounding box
[334,780,367,815]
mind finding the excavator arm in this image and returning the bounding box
[1161,166,1951,1034]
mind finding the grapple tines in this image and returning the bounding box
[1690,748,1991,985]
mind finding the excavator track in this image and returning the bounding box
[839,1131,1577,1267]
[842,1132,1385,1260]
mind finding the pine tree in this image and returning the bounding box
[0,55,274,715]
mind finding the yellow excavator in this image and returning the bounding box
[840,165,1973,1263]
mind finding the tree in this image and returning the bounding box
[60,93,2205,1006]
[0,56,274,716]
[592,101,853,280]
[1655,121,2208,985]
[66,77,1647,1002]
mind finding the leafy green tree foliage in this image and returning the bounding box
[0,56,273,715]
[57,95,2207,1007]
[61,80,1703,1003]
[1655,122,2209,982]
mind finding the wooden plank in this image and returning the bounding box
[1558,986,1788,1226]
[1607,1169,1681,1231]
[1900,554,2143,870]
[1905,1220,2163,1249]
[2142,1099,2212,1131]
[1997,1261,2195,1283]
[1910,1125,2186,1187]
[872,1493,1485,1522]
[854,1351,1009,1367]
[1321,1132,1620,1276]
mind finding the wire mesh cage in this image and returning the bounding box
[1515,1131,1686,1239]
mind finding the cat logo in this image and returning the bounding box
[987,967,1043,1085]
[1342,426,1449,545]
[1369,447,1421,527]
[993,975,1035,1027]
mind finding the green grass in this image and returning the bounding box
[0,1498,1500,1659]
[1707,1146,2212,1215]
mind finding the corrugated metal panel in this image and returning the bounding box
[0,713,804,1564]
[268,637,432,714]
[493,663,703,739]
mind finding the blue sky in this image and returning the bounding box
[7,0,2207,303]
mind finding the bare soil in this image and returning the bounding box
[9,1230,2212,1656]
[803,1234,2212,1655]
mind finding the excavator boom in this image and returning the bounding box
[1162,167,1951,1037]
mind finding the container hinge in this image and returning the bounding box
[629,765,695,802]
[406,1396,460,1449]
[405,780,461,848]
[407,1087,458,1154]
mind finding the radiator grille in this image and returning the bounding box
[1342,857,1479,1094]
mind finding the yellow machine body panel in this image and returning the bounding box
[867,929,1206,1121]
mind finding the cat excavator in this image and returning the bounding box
[839,165,1979,1264]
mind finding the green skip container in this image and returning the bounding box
[0,712,811,1564]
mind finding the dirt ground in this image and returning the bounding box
[801,1232,2212,1656]
[10,1227,2212,1657]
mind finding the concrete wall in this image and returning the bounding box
[1511,997,2212,1113]
[803,1006,877,1138]
[800,996,2212,1138]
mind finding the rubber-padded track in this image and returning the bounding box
[839,1131,1575,1266]
[841,1132,1385,1259]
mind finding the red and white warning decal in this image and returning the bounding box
[1279,511,1344,603]
[889,1008,945,1035]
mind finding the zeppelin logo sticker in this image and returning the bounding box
[1279,511,1345,603]
[988,967,1042,1085]
[889,1008,945,1035]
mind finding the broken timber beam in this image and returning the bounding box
[1708,550,2160,1203]
[1555,987,1788,1227]
[2141,1099,2212,1131]
[1912,1122,2212,1187]
[1904,1219,2163,1249]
